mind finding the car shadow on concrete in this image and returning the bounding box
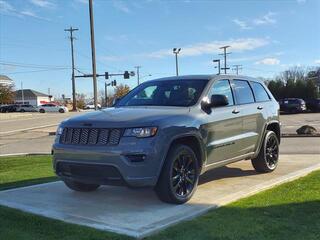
[199,165,258,185]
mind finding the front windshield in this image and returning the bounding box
[116,79,209,107]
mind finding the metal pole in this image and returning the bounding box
[135,66,141,86]
[64,27,78,111]
[223,48,227,74]
[105,82,108,107]
[218,60,221,75]
[21,81,24,104]
[175,53,179,76]
[89,0,98,110]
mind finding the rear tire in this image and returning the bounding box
[252,131,279,173]
[20,109,25,112]
[63,179,100,192]
[39,109,45,113]
[155,144,199,204]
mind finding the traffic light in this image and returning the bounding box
[105,72,109,79]
[111,80,117,86]
[124,71,130,79]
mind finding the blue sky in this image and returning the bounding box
[1,0,320,98]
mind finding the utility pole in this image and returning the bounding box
[89,0,98,110]
[135,66,141,86]
[232,64,242,75]
[105,82,108,107]
[213,59,221,75]
[219,45,231,74]
[173,48,181,76]
[64,26,78,111]
[21,82,24,104]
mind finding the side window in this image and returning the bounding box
[250,82,270,102]
[232,80,255,104]
[209,79,234,106]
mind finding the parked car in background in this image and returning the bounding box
[53,75,281,204]
[85,103,101,109]
[305,98,320,112]
[279,98,306,113]
[37,103,69,113]
[0,104,17,113]
[16,104,37,112]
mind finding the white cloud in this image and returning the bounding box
[297,0,306,4]
[253,12,276,25]
[233,12,277,30]
[315,59,320,64]
[233,19,251,30]
[29,0,55,8]
[74,0,87,4]
[112,0,130,13]
[0,0,15,14]
[256,57,280,65]
[145,38,270,58]
[0,0,50,20]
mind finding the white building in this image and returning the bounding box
[14,89,54,106]
[0,75,14,86]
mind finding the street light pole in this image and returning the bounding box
[213,59,221,75]
[134,66,141,86]
[173,48,181,76]
[89,0,98,110]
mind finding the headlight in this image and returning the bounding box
[56,126,64,135]
[123,127,157,138]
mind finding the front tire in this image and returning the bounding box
[252,131,279,173]
[59,108,65,113]
[155,144,199,204]
[63,179,100,192]
[39,109,45,113]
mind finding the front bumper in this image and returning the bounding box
[52,136,164,187]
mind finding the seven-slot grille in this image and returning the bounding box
[60,128,122,145]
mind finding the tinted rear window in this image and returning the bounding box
[250,81,270,102]
[233,80,255,104]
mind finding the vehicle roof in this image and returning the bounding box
[148,74,263,83]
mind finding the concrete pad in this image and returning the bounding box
[0,154,319,238]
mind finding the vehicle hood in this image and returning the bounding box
[61,106,191,128]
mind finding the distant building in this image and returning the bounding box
[0,75,14,86]
[14,89,54,106]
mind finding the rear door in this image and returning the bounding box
[204,79,244,164]
[231,79,266,155]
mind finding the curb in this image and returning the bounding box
[0,152,51,157]
[281,133,320,138]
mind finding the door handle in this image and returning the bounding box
[232,109,240,114]
[257,106,263,110]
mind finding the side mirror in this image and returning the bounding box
[209,94,229,108]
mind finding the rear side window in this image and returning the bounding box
[232,80,255,104]
[250,82,270,102]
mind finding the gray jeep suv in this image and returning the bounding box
[52,75,280,204]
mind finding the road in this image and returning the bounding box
[0,112,319,155]
[0,112,83,135]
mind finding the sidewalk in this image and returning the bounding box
[0,154,319,238]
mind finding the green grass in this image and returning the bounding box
[0,155,319,240]
[0,155,57,190]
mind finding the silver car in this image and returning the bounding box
[53,75,280,204]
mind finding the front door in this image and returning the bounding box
[204,79,244,164]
